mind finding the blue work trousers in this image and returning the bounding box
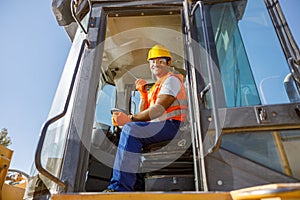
[107,120,181,191]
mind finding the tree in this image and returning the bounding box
[0,128,12,147]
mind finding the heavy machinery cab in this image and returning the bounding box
[24,0,300,199]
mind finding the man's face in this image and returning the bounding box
[149,58,170,78]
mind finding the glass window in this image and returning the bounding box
[236,0,291,105]
[280,130,300,179]
[199,0,293,107]
[94,84,116,126]
[222,132,282,172]
[131,91,140,114]
[221,130,300,179]
[26,26,89,197]
[208,1,261,107]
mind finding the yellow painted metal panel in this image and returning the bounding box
[0,146,13,188]
[52,192,232,200]
[1,183,25,200]
[0,145,13,200]
[230,183,300,200]
[52,184,300,200]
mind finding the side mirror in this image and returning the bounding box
[284,73,300,103]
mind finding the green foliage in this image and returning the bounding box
[0,128,12,147]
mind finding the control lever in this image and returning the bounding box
[110,108,129,115]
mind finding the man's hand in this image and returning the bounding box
[112,111,131,126]
[135,79,147,91]
[135,79,148,100]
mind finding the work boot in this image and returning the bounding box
[102,188,116,192]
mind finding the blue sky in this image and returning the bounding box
[0,0,299,174]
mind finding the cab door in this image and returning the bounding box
[25,4,108,198]
[183,0,226,191]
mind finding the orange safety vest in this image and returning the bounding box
[148,72,188,122]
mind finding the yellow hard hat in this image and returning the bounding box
[147,45,172,61]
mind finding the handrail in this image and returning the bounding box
[71,0,92,34]
[190,0,201,17]
[35,39,89,190]
[196,1,222,154]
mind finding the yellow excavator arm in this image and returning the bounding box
[0,145,27,200]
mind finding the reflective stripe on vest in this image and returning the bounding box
[148,72,188,122]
